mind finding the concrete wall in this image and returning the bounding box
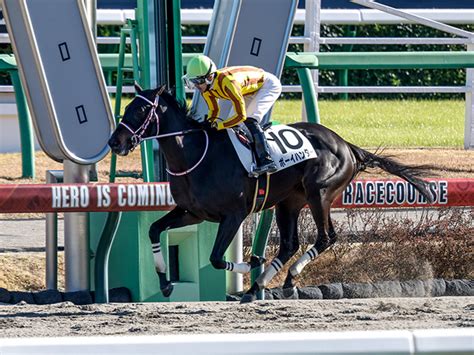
[0,91,40,153]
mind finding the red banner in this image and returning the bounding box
[0,179,473,213]
[332,178,474,208]
[0,183,176,213]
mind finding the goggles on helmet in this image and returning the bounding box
[183,75,208,89]
[183,58,215,90]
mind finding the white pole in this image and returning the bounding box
[303,0,321,122]
[465,43,474,149]
[83,0,97,38]
[63,161,90,292]
[226,227,243,293]
[45,171,61,290]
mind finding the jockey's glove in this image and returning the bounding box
[208,117,223,130]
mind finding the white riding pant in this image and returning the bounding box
[228,72,282,123]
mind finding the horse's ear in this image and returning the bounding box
[156,84,166,96]
[134,82,143,94]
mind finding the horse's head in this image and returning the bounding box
[108,83,168,156]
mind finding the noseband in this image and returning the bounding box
[119,94,160,151]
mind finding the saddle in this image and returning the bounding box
[226,123,317,176]
[232,122,272,150]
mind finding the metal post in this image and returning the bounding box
[171,0,185,101]
[83,0,97,38]
[63,160,90,292]
[226,227,243,294]
[251,209,274,300]
[45,170,63,290]
[303,0,320,122]
[465,43,474,149]
[297,68,320,124]
[83,0,99,181]
[135,0,157,182]
[94,211,122,303]
[338,25,357,100]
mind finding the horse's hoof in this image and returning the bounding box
[283,286,298,299]
[161,283,174,298]
[250,255,266,269]
[240,293,257,304]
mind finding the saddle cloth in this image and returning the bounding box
[226,124,317,175]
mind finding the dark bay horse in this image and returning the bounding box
[108,84,434,303]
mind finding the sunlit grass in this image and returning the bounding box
[272,99,465,148]
[112,97,466,148]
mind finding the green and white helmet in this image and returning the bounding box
[183,55,217,88]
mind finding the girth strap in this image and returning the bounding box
[250,173,270,213]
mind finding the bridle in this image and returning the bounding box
[119,92,209,176]
[118,94,161,150]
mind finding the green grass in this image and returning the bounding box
[272,99,465,148]
[114,97,466,148]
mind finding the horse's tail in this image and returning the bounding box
[348,143,435,203]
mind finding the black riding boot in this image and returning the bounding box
[244,117,277,175]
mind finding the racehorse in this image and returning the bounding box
[108,84,434,303]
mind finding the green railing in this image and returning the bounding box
[0,54,34,178]
[285,51,474,124]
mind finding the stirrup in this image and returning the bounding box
[251,161,277,176]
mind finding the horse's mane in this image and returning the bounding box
[160,89,201,129]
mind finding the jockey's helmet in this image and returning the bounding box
[183,55,216,89]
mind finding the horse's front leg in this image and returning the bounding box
[208,214,263,273]
[149,206,202,297]
[241,198,303,303]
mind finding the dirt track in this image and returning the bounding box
[0,297,472,338]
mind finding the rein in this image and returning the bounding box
[120,93,209,176]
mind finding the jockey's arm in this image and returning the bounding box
[203,92,220,123]
[216,82,246,130]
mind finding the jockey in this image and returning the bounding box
[183,54,281,175]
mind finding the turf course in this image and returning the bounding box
[272,99,465,148]
[115,98,465,148]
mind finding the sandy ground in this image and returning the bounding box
[0,150,472,339]
[0,297,472,338]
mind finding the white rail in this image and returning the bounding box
[1,9,474,46]
[95,9,474,26]
[0,329,472,355]
[6,8,467,26]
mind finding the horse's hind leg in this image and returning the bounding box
[283,173,349,291]
[282,188,332,291]
[149,206,203,297]
[241,197,304,303]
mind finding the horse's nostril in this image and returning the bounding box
[108,138,117,148]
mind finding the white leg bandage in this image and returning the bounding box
[225,261,251,274]
[289,247,318,277]
[151,242,167,272]
[256,258,283,288]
